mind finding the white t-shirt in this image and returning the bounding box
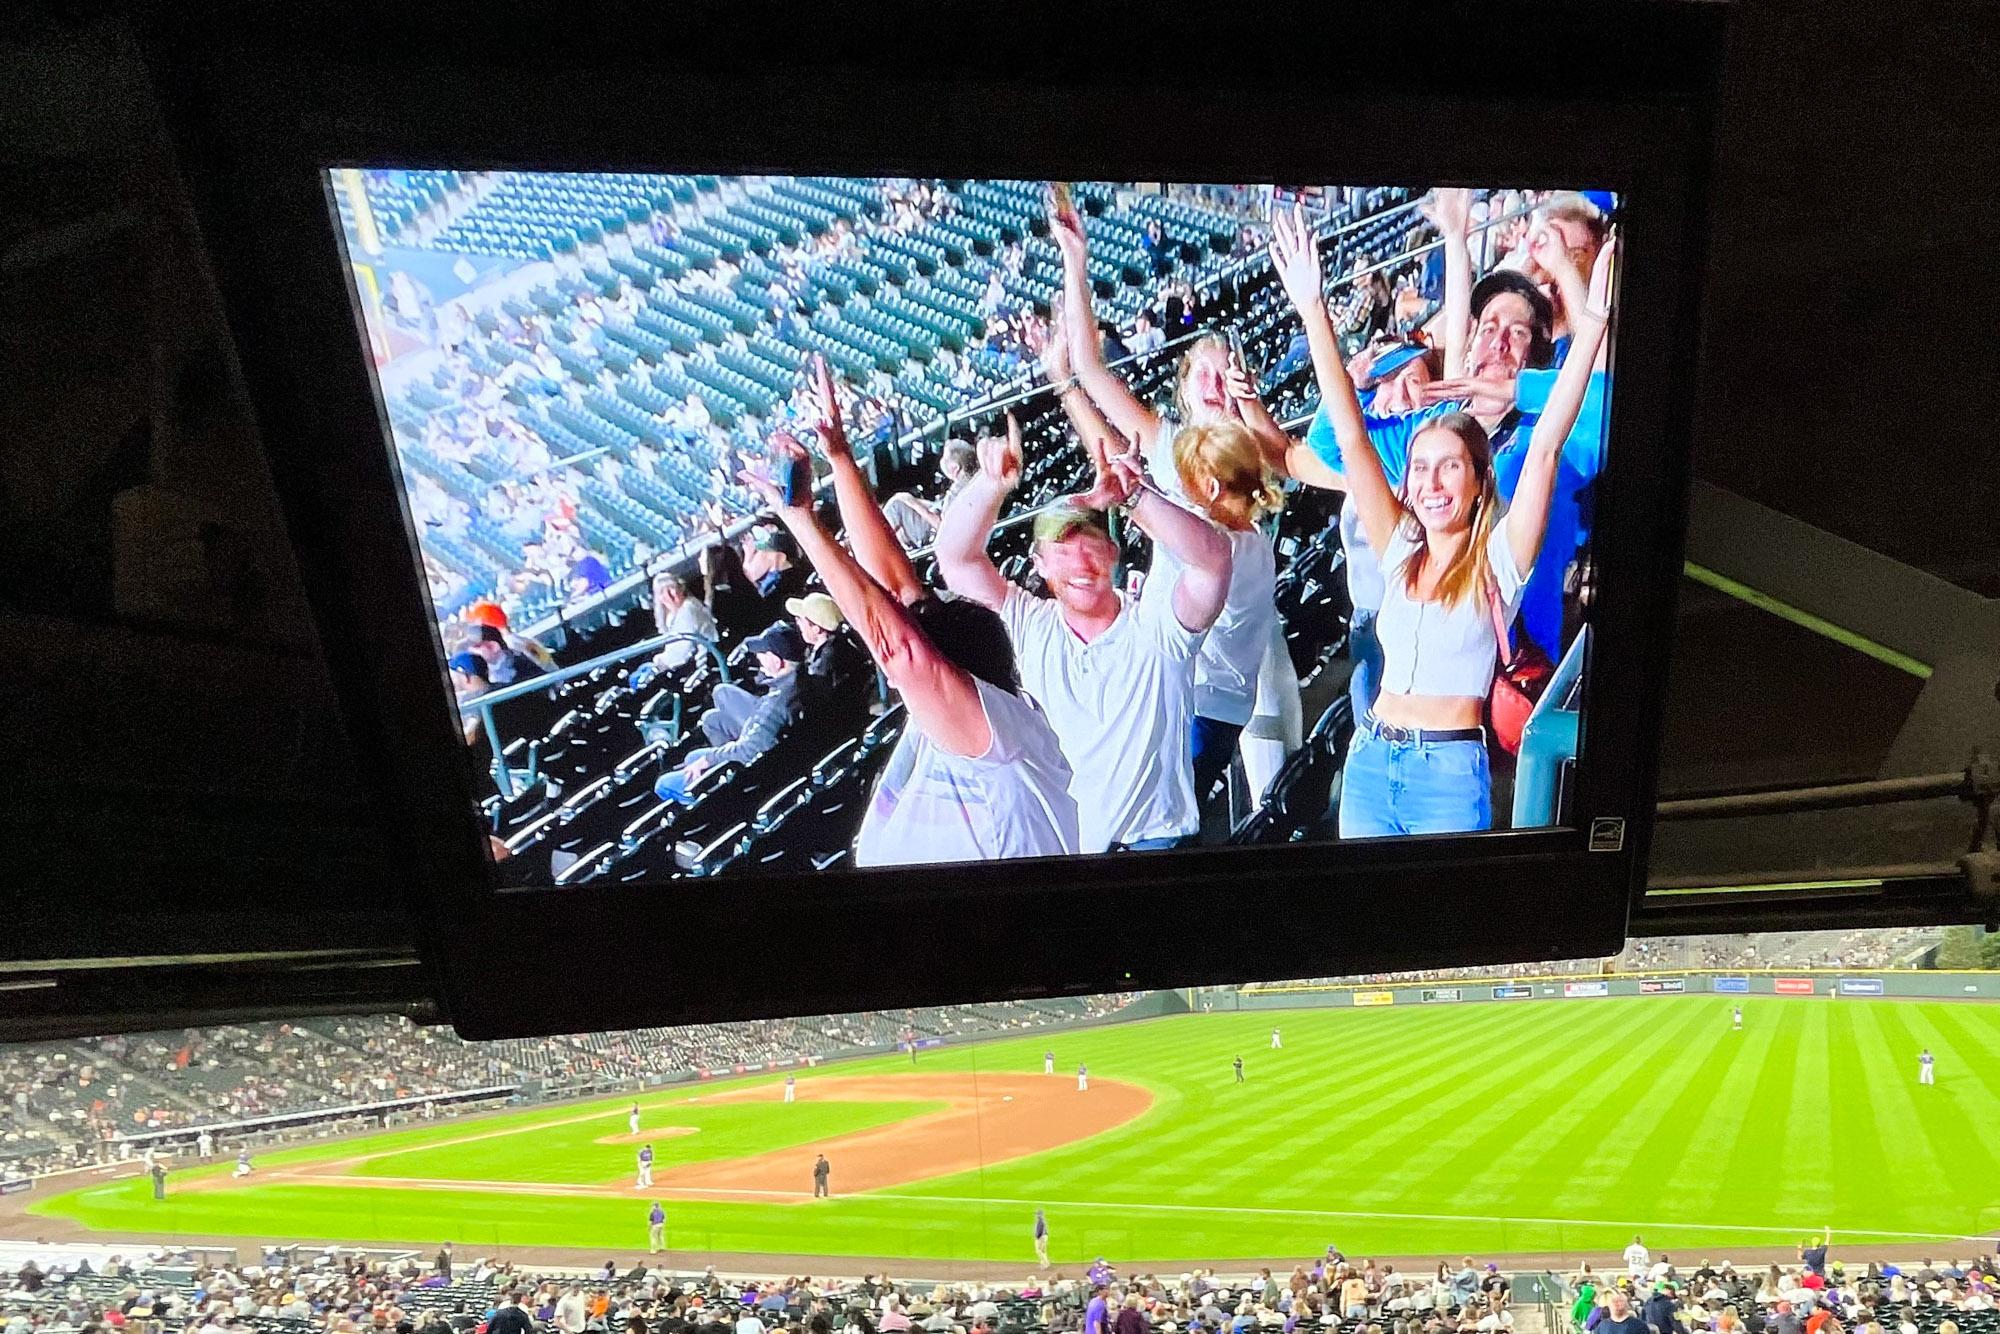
[999,584,1201,851]
[1624,1244,1650,1275]
[853,677,1081,866]
[659,597,719,668]
[1147,418,1278,725]
[1374,512,1530,700]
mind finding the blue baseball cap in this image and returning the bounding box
[1363,342,1429,388]
[447,651,485,678]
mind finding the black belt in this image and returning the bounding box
[1361,712,1485,745]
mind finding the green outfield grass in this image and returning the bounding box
[33,997,2000,1265]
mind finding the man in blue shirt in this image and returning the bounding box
[1304,269,1610,662]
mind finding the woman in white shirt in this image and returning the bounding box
[1270,202,1609,836]
[736,358,1079,867]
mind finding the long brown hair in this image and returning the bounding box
[1394,412,1501,611]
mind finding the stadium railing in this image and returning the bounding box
[471,631,733,798]
[1513,625,1591,830]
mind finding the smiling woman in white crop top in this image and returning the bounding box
[1269,202,1612,835]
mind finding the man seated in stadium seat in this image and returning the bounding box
[787,593,872,703]
[737,359,1079,865]
[937,407,1231,853]
[882,440,979,551]
[652,622,806,804]
[645,571,720,674]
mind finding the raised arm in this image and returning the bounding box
[1424,188,1475,376]
[1502,229,1613,579]
[1228,357,1345,493]
[802,355,926,607]
[1271,204,1400,554]
[740,437,991,758]
[1048,191,1160,444]
[1040,298,1117,478]
[934,414,1023,612]
[1109,453,1231,634]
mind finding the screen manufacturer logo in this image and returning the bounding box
[1492,985,1534,999]
[1564,980,1610,998]
[1712,976,1750,993]
[1775,977,1816,995]
[1838,978,1885,995]
[1639,978,1686,994]
[1421,988,1462,1003]
[1353,990,1395,1007]
[1588,817,1626,852]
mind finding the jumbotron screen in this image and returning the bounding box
[328,171,1619,887]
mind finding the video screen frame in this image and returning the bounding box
[334,169,1623,888]
[162,2,1720,1035]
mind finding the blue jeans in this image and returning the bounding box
[1337,723,1492,837]
[1114,834,1198,852]
[1347,609,1383,724]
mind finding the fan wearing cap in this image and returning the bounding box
[446,652,489,745]
[1287,190,1614,667]
[651,620,806,804]
[937,403,1233,853]
[734,358,1077,865]
[1271,201,1611,836]
[786,592,871,704]
[465,599,555,671]
[1038,260,1285,817]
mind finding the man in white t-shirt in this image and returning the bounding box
[1623,1237,1650,1278]
[937,423,1232,852]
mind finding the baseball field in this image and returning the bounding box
[29,997,2000,1268]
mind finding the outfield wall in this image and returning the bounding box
[1228,970,2000,1010]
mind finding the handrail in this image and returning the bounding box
[473,631,732,798]
[1512,624,1591,830]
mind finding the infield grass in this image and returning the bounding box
[34,998,2000,1265]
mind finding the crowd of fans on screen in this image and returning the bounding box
[379,174,1285,632]
[1241,929,1945,990]
[0,998,1133,1179]
[3,1242,1999,1334]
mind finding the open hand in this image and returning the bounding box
[1268,203,1325,314]
[1422,187,1473,239]
[807,355,851,460]
[978,413,1025,494]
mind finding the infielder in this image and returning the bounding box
[636,1143,654,1188]
[647,1201,666,1253]
[1077,1063,1089,1092]
[1044,1050,1055,1075]
[784,1074,796,1104]
[1034,1207,1050,1266]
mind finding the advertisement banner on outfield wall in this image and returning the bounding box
[1493,985,1534,999]
[1839,978,1886,995]
[1775,977,1816,995]
[1639,979,1686,994]
[1421,988,1462,1003]
[1564,981,1610,998]
[1353,990,1395,1007]
[1712,976,1750,993]
[0,1180,31,1197]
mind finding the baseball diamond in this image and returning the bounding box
[24,996,2000,1269]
